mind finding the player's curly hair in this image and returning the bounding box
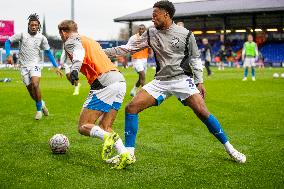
[153,0,176,19]
[27,13,41,31]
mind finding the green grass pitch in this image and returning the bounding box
[0,66,283,188]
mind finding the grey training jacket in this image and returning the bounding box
[104,23,203,84]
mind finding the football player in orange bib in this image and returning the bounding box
[58,20,133,169]
[129,24,151,96]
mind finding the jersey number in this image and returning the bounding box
[186,78,194,88]
[34,66,40,72]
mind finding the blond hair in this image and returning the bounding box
[58,20,78,32]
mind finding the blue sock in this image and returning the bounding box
[203,114,228,144]
[125,113,138,147]
[36,101,42,111]
[252,67,255,77]
[244,67,248,77]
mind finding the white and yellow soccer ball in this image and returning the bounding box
[281,73,284,79]
[49,134,69,154]
[273,73,279,79]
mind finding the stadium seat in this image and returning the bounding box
[260,43,284,63]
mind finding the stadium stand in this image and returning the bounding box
[0,0,283,66]
[113,0,284,66]
[260,43,284,63]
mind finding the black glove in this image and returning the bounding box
[70,70,79,85]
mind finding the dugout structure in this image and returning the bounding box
[114,0,284,42]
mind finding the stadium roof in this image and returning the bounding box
[114,0,284,22]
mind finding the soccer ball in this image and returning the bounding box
[49,134,69,154]
[281,73,284,79]
[273,73,279,79]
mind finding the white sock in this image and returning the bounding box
[114,138,128,155]
[224,141,235,154]
[131,86,137,91]
[126,147,135,156]
[90,126,110,141]
[74,85,79,92]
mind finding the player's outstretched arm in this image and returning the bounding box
[104,32,149,57]
[45,49,63,77]
[5,33,22,57]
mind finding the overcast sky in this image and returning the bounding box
[0,0,192,40]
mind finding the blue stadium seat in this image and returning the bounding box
[260,43,284,63]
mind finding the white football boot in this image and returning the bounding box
[227,149,246,163]
[35,111,43,120]
[42,101,49,116]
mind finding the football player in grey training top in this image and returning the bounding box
[104,0,246,165]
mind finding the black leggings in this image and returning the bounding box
[205,61,211,76]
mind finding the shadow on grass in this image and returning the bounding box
[48,147,105,172]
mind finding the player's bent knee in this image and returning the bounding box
[125,103,139,114]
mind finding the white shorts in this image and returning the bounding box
[132,58,147,73]
[244,57,256,67]
[20,65,41,86]
[83,81,126,112]
[142,76,200,106]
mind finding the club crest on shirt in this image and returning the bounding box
[76,37,81,42]
[171,37,180,48]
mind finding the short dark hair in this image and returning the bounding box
[153,0,176,19]
[28,13,41,31]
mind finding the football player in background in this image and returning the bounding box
[201,38,212,76]
[4,13,63,120]
[176,21,184,27]
[129,24,151,96]
[104,0,246,165]
[216,44,226,70]
[58,20,133,169]
[242,34,258,81]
